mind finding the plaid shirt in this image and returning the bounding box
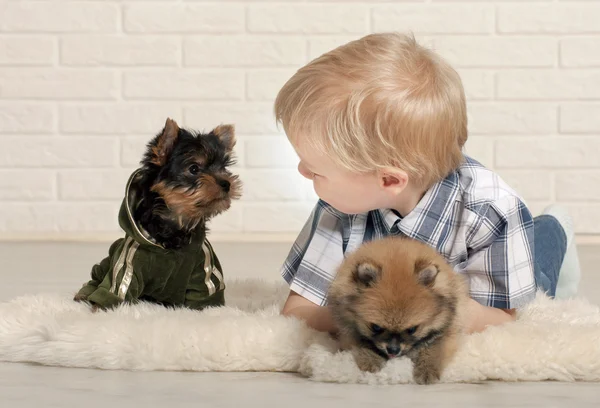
[281,157,536,310]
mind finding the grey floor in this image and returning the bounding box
[1,242,600,407]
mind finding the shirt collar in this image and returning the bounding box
[380,170,461,246]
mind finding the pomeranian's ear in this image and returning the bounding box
[149,118,179,166]
[415,261,439,287]
[353,262,381,287]
[212,124,236,151]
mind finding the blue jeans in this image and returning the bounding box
[534,215,567,297]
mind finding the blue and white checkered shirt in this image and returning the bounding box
[281,157,536,310]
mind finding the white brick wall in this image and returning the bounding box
[0,1,599,238]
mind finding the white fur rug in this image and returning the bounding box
[1,279,600,384]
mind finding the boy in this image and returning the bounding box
[274,33,581,334]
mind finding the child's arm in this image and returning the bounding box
[279,200,349,333]
[281,290,337,334]
[460,195,535,332]
[465,298,516,334]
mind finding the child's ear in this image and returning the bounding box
[150,118,179,166]
[377,168,408,195]
[212,124,236,151]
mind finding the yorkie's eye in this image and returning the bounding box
[405,326,418,336]
[188,164,200,175]
[370,324,384,334]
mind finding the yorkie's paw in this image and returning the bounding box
[73,293,88,302]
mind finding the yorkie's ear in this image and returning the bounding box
[150,118,180,166]
[212,124,235,151]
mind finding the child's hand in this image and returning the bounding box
[464,298,516,334]
[281,290,337,334]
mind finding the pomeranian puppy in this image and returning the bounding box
[327,236,468,384]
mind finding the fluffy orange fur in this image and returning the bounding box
[327,237,468,384]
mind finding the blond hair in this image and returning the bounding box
[274,33,467,188]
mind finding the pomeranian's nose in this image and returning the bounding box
[386,345,400,356]
[218,179,230,193]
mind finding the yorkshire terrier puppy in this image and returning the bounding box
[327,237,468,384]
[74,118,241,311]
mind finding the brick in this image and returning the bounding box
[184,104,280,135]
[563,204,600,234]
[184,37,305,67]
[60,104,182,135]
[123,71,244,101]
[556,172,600,201]
[0,36,54,65]
[308,36,367,60]
[373,4,493,34]
[58,170,132,200]
[0,170,55,201]
[463,136,494,169]
[0,2,118,33]
[457,70,494,100]
[0,137,117,168]
[495,137,600,169]
[0,69,118,100]
[237,169,306,201]
[498,4,600,34]
[61,36,180,67]
[207,206,242,233]
[497,170,553,201]
[0,103,54,134]
[560,38,600,68]
[560,104,600,133]
[245,137,298,168]
[0,203,120,233]
[525,202,552,219]
[305,178,319,201]
[247,70,295,101]
[248,5,366,34]
[432,0,551,2]
[497,70,600,100]
[432,37,556,68]
[121,137,150,167]
[468,103,557,135]
[124,4,243,33]
[243,204,314,233]
[308,35,436,62]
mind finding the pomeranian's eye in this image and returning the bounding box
[370,324,384,334]
[406,326,418,336]
[189,164,200,175]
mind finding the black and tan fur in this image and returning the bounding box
[134,118,242,249]
[327,237,468,384]
[72,118,241,311]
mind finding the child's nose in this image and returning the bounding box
[297,162,313,180]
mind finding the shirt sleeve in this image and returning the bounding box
[280,200,348,306]
[458,195,536,309]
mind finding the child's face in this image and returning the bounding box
[294,139,391,215]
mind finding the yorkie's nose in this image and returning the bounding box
[217,179,230,193]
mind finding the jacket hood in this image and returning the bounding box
[118,169,165,250]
